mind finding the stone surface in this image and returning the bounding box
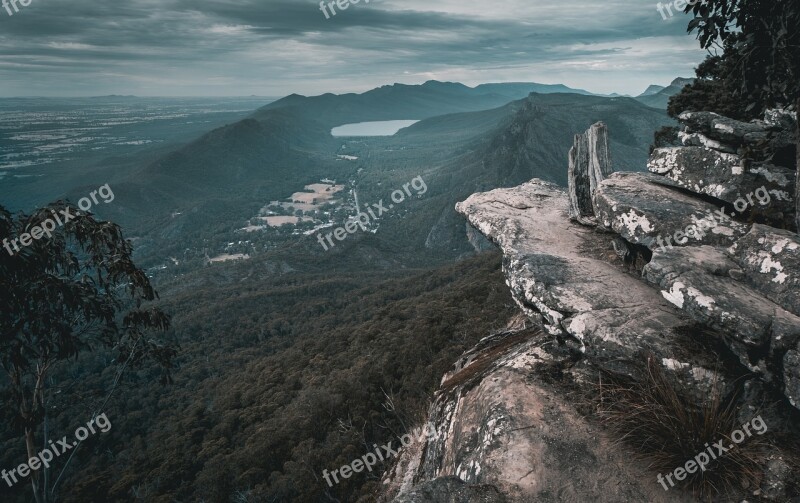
[594,171,750,250]
[390,477,507,503]
[677,131,736,153]
[568,122,612,224]
[454,179,727,383]
[727,224,800,316]
[648,147,795,213]
[679,111,772,145]
[391,107,800,503]
[643,244,800,405]
[785,348,800,409]
[383,329,696,503]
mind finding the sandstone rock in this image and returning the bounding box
[594,171,750,250]
[455,179,729,385]
[385,329,696,503]
[679,111,772,145]
[677,131,736,153]
[568,122,612,224]
[763,108,798,130]
[796,100,799,231]
[727,224,800,316]
[643,244,800,406]
[427,108,800,503]
[390,477,507,503]
[784,348,800,409]
[648,147,795,213]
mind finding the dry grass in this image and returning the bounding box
[596,354,768,501]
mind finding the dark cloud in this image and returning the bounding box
[0,0,706,96]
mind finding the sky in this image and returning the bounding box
[0,0,709,98]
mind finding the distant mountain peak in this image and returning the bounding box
[639,85,666,97]
[670,77,694,87]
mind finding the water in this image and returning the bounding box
[331,120,419,137]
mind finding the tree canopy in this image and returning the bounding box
[670,0,799,119]
[0,202,176,502]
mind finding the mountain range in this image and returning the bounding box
[62,81,678,269]
[634,77,695,108]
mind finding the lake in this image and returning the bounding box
[331,120,419,137]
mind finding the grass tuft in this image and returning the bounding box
[596,354,767,500]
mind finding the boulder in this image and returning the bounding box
[679,111,772,145]
[677,131,737,153]
[384,329,697,503]
[455,179,731,385]
[785,348,800,409]
[648,147,795,214]
[594,172,750,250]
[727,224,800,316]
[643,244,800,406]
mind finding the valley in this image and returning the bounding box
[0,82,680,503]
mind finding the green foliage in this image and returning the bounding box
[0,202,175,502]
[667,57,754,120]
[672,0,800,119]
[0,251,516,502]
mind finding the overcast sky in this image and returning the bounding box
[0,0,708,97]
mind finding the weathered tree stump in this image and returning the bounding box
[568,122,613,224]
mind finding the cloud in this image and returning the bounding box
[0,0,706,97]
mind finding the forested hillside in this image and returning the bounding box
[0,252,517,502]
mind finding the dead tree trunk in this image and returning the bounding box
[568,122,613,224]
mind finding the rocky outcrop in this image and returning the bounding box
[648,147,794,214]
[650,110,796,220]
[796,100,800,232]
[594,171,750,250]
[383,110,800,503]
[452,179,732,388]
[380,327,696,503]
[568,122,613,224]
[391,477,507,503]
[597,110,800,409]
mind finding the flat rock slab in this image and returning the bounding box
[455,179,725,382]
[594,172,750,250]
[679,111,772,145]
[643,244,800,408]
[648,147,795,213]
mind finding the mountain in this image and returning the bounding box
[88,83,672,269]
[638,84,666,96]
[256,80,594,128]
[403,93,673,252]
[472,82,593,97]
[634,77,695,109]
